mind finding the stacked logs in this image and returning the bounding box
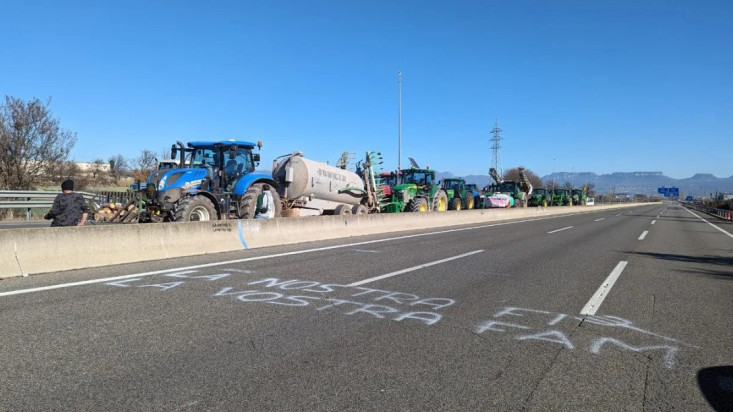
[94,200,139,223]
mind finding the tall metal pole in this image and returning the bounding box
[398,71,402,173]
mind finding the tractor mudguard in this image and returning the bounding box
[232,173,278,196]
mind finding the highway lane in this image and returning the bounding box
[1,203,731,411]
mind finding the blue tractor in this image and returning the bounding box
[141,139,280,222]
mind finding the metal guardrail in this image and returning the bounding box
[682,202,732,221]
[0,190,107,221]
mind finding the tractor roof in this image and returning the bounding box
[187,140,257,148]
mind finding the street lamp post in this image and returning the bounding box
[398,71,402,173]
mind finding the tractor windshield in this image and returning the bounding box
[402,170,433,187]
[190,147,219,169]
[223,147,255,177]
[380,173,397,187]
[499,182,518,192]
[534,188,547,195]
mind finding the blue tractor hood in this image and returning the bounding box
[148,168,210,192]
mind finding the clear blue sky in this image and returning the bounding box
[2,0,731,179]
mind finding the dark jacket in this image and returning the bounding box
[46,193,89,227]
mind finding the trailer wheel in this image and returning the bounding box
[408,197,428,212]
[174,196,217,222]
[334,204,352,215]
[352,204,368,215]
[238,183,282,219]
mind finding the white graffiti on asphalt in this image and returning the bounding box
[105,271,455,326]
[475,306,692,368]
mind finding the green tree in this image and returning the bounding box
[0,96,77,189]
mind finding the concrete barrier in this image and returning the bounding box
[0,203,645,279]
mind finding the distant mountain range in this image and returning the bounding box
[437,171,733,196]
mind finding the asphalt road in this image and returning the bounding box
[1,202,731,411]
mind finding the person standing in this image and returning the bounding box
[44,179,89,227]
[254,184,275,219]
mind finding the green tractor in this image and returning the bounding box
[528,187,550,207]
[571,188,587,206]
[484,167,533,208]
[441,177,475,210]
[549,188,571,206]
[381,158,448,213]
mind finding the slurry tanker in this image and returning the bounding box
[272,151,384,216]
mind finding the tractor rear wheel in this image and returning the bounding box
[449,197,462,211]
[433,190,448,212]
[352,204,368,215]
[238,183,282,219]
[408,198,428,212]
[466,196,475,210]
[174,196,217,222]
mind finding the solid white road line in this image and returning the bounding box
[580,261,629,316]
[347,250,484,287]
[594,218,605,222]
[1,214,572,297]
[638,231,649,240]
[684,208,733,239]
[547,226,573,234]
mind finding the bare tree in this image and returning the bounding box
[503,167,543,189]
[584,182,596,196]
[562,181,573,191]
[0,96,77,189]
[92,158,105,179]
[108,154,129,182]
[131,149,158,182]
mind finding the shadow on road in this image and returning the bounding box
[698,366,733,412]
[624,251,733,280]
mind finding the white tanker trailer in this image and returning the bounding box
[272,152,378,217]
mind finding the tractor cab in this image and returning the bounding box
[442,178,465,195]
[399,169,435,190]
[378,171,399,197]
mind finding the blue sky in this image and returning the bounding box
[2,0,731,179]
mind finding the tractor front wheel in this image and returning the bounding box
[466,196,475,210]
[408,197,428,212]
[174,196,217,222]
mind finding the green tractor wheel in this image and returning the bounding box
[408,197,428,212]
[449,197,462,211]
[466,196,474,210]
[542,199,548,207]
[433,190,448,212]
